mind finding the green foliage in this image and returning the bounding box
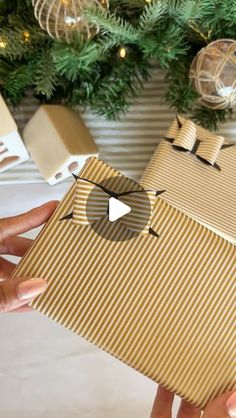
[81,51,151,119]
[4,62,34,104]
[85,7,138,42]
[192,107,233,131]
[168,0,204,23]
[33,50,59,99]
[138,1,166,33]
[140,23,188,67]
[0,0,235,128]
[165,56,199,112]
[52,38,104,81]
[0,27,47,60]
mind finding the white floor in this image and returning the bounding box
[0,182,181,418]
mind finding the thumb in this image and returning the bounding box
[203,391,236,418]
[0,277,47,312]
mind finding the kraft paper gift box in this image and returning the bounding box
[12,157,236,409]
[142,115,236,244]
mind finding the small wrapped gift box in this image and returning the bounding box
[12,157,235,409]
[142,116,236,244]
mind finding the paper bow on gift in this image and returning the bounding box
[61,174,164,238]
[164,116,234,170]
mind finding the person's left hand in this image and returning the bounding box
[0,201,58,313]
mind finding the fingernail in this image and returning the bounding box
[41,200,60,208]
[17,278,48,301]
[226,392,236,418]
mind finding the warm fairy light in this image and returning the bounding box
[119,47,127,59]
[23,31,30,42]
[0,38,7,48]
[145,0,151,3]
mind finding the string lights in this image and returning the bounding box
[23,31,30,42]
[0,37,7,48]
[119,47,127,59]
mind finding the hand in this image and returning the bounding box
[150,386,236,418]
[0,201,58,313]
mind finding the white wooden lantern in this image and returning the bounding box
[23,105,98,185]
[0,95,29,173]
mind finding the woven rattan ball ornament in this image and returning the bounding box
[189,39,236,109]
[32,0,109,42]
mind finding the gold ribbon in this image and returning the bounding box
[164,116,225,169]
[61,174,163,237]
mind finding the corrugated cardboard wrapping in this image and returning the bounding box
[142,116,236,244]
[12,156,236,409]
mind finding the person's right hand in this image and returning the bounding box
[0,201,58,313]
[150,385,236,418]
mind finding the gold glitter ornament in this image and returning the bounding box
[189,39,236,109]
[32,0,109,43]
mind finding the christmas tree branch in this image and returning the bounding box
[3,62,34,104]
[165,58,198,112]
[52,36,118,82]
[140,23,188,68]
[84,7,138,42]
[33,50,58,99]
[138,1,167,33]
[192,107,233,131]
[86,55,150,119]
[0,0,234,128]
[0,28,32,59]
[168,0,203,24]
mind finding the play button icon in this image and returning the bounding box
[108,197,131,222]
[85,175,153,242]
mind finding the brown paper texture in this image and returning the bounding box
[141,116,236,244]
[12,156,236,409]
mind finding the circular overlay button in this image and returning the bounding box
[85,176,152,242]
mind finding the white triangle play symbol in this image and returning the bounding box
[108,197,131,222]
